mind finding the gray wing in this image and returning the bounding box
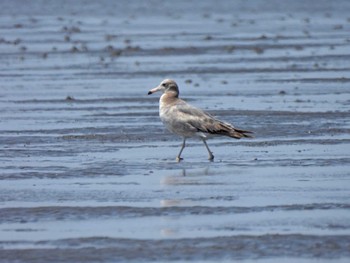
[173,100,253,139]
[173,100,223,133]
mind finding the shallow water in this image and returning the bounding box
[1,0,350,262]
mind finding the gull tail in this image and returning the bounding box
[228,126,254,139]
[211,122,254,139]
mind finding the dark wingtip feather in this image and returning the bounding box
[192,117,254,139]
[229,128,254,139]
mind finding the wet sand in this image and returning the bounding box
[1,0,350,262]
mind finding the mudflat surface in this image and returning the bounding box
[0,0,350,262]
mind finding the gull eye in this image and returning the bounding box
[162,83,166,87]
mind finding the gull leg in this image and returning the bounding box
[176,138,186,162]
[202,138,214,160]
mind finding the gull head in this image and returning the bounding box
[148,79,179,96]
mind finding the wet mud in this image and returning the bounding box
[1,0,350,262]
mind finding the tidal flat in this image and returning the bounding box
[0,0,350,262]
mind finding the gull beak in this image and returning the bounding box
[147,85,162,95]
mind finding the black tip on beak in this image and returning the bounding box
[147,91,152,95]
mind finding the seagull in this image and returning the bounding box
[148,79,253,161]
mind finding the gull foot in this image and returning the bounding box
[176,156,183,162]
[208,154,214,161]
